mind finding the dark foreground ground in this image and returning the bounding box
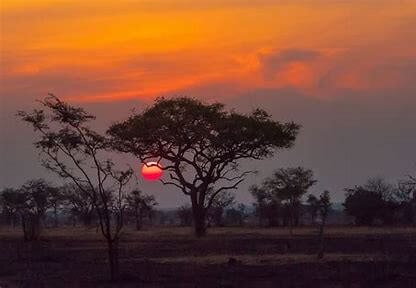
[1,226,416,287]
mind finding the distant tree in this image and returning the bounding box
[1,180,55,240]
[344,187,384,226]
[0,188,22,227]
[62,184,96,227]
[126,190,157,230]
[177,204,193,226]
[48,185,65,227]
[20,179,56,240]
[396,179,416,225]
[344,177,398,226]
[225,203,249,226]
[108,97,299,237]
[206,191,235,227]
[250,184,282,226]
[263,167,317,234]
[317,191,331,259]
[19,94,133,280]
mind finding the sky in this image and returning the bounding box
[1,0,415,207]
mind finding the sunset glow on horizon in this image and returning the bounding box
[2,0,415,103]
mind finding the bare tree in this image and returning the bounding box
[109,97,299,237]
[18,94,133,280]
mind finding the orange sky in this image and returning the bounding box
[1,0,416,102]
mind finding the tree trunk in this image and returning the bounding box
[107,238,119,281]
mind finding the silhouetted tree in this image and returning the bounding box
[19,179,55,240]
[396,179,416,225]
[1,180,55,240]
[0,188,22,227]
[263,167,316,234]
[250,184,282,226]
[19,94,133,280]
[108,97,299,237]
[344,177,398,226]
[126,190,157,230]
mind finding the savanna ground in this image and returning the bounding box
[1,226,416,287]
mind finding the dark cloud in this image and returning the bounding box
[259,49,321,80]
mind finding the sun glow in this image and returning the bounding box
[141,162,163,181]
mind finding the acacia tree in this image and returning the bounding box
[109,97,299,237]
[19,179,55,240]
[262,167,317,234]
[18,94,133,280]
[0,180,54,240]
[126,189,157,230]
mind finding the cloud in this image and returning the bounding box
[259,49,321,81]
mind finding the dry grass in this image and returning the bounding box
[1,225,416,240]
[150,253,390,265]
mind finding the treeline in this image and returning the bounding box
[249,168,416,228]
[2,172,415,238]
[0,180,157,240]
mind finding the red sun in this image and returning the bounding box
[141,162,163,181]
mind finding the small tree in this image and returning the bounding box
[19,179,54,240]
[344,177,398,226]
[19,94,133,280]
[62,184,96,227]
[317,191,331,259]
[126,190,157,230]
[250,184,282,226]
[109,97,299,237]
[1,180,54,240]
[262,167,317,234]
[0,188,22,227]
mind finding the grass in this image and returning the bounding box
[2,225,416,240]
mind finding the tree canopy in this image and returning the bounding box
[108,97,300,236]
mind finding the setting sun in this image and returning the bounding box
[141,162,163,181]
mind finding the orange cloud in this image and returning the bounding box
[1,0,415,103]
